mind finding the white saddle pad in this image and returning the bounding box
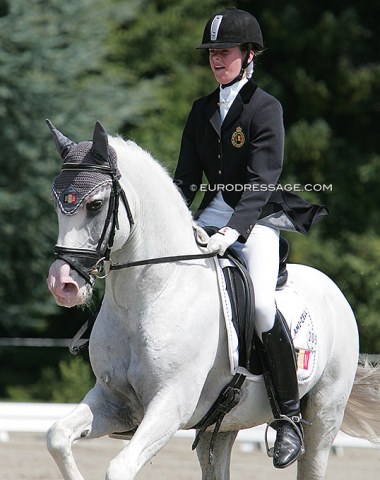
[213,257,318,386]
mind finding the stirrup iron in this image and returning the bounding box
[264,414,310,459]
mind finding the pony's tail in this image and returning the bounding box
[341,355,380,445]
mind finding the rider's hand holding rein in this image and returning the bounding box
[207,227,239,255]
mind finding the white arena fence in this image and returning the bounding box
[0,402,377,454]
[0,338,379,452]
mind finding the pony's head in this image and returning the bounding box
[46,120,134,307]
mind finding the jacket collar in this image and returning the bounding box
[203,80,258,136]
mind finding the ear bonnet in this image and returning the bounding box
[48,120,120,214]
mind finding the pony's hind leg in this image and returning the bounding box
[297,373,356,479]
[47,383,132,480]
[196,430,238,480]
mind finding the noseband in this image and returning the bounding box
[54,162,134,285]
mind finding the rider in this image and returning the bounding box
[174,7,328,469]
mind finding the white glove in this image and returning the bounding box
[207,227,239,255]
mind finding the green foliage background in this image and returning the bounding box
[0,0,379,401]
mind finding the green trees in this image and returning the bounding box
[109,0,220,169]
[0,0,131,332]
[0,0,151,398]
[243,2,380,352]
[0,0,379,400]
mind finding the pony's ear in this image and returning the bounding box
[46,119,76,159]
[91,121,109,163]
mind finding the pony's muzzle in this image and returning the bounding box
[47,260,85,307]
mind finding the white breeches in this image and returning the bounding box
[197,193,279,337]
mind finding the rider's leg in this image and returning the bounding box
[260,311,305,468]
[240,225,304,469]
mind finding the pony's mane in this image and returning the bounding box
[108,135,193,223]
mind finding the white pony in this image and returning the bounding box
[46,121,380,480]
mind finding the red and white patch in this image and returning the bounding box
[297,349,311,371]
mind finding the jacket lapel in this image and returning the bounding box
[222,95,244,131]
[203,81,258,135]
[222,80,258,131]
[204,88,221,137]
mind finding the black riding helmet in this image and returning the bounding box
[197,8,263,51]
[197,8,263,87]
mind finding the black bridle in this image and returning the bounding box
[54,162,134,285]
[49,121,217,286]
[54,162,217,285]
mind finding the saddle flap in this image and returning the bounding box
[222,254,255,371]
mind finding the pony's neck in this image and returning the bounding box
[110,138,198,265]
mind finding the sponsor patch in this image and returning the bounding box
[297,349,311,370]
[59,186,83,213]
[64,192,78,204]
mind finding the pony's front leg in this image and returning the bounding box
[105,387,193,480]
[47,402,92,480]
[47,383,129,480]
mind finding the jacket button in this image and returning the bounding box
[246,228,251,234]
[218,170,222,175]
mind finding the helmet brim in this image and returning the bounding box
[196,42,242,49]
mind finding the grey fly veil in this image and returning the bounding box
[47,120,134,284]
[48,120,119,214]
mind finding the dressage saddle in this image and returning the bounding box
[202,226,290,375]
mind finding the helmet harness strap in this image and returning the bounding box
[221,42,253,89]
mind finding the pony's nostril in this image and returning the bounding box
[62,282,79,297]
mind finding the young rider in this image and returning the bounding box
[174,8,328,469]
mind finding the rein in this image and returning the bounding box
[106,251,217,272]
[89,228,215,277]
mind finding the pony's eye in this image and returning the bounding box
[86,200,103,212]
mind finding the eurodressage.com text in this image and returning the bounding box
[191,183,333,193]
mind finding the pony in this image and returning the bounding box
[46,121,380,480]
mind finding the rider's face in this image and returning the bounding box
[209,47,253,85]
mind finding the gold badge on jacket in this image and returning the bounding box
[231,126,245,148]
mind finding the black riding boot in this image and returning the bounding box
[261,311,305,469]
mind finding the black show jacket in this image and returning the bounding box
[174,80,328,242]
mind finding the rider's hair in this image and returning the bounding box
[239,42,265,57]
